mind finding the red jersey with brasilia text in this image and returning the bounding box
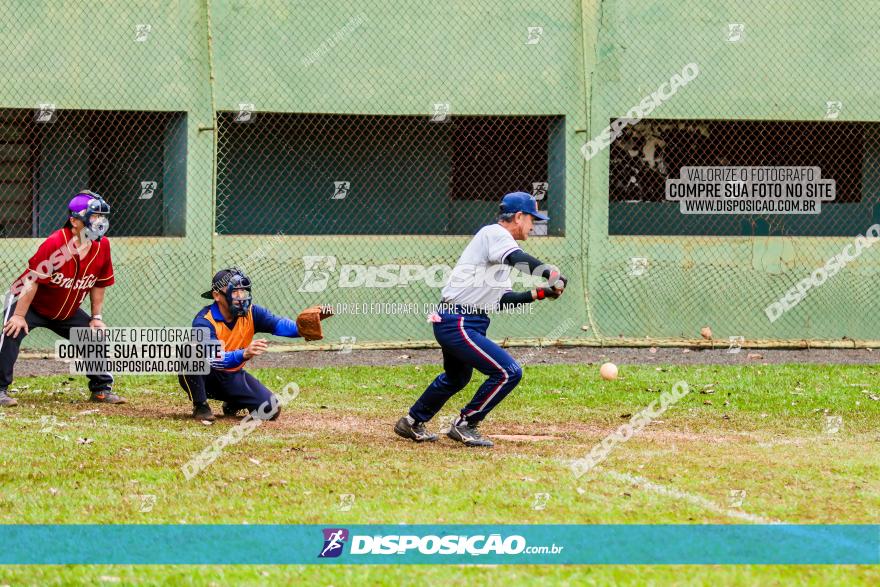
[15,227,114,320]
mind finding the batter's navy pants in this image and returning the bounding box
[0,301,113,394]
[409,312,522,424]
[179,369,280,420]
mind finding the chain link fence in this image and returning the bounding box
[209,0,586,346]
[0,108,186,239]
[2,0,879,349]
[588,0,880,345]
[0,1,213,350]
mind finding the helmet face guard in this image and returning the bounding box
[70,192,111,241]
[224,272,252,317]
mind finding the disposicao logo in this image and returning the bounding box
[318,530,562,558]
[318,528,349,558]
[349,533,527,555]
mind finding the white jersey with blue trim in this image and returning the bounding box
[440,223,522,310]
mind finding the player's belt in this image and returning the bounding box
[438,300,488,316]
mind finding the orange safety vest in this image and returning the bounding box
[204,306,255,372]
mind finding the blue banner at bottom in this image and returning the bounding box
[0,525,877,565]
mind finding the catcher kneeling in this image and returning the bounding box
[179,267,331,422]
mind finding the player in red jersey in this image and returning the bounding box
[0,191,126,407]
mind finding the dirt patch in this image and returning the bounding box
[11,345,880,378]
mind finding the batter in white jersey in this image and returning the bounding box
[441,223,523,310]
[394,192,569,447]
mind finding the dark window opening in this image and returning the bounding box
[608,119,872,237]
[0,109,187,239]
[0,112,36,237]
[450,116,555,201]
[216,113,565,236]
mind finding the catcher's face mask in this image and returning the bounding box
[70,192,111,242]
[225,273,252,317]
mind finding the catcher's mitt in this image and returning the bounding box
[296,305,334,341]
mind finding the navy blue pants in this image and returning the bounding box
[179,369,279,418]
[409,312,522,424]
[0,302,113,394]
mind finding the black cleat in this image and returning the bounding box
[447,420,494,447]
[394,416,438,442]
[0,390,17,407]
[192,402,215,421]
[222,402,247,418]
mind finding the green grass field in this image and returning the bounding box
[0,361,878,585]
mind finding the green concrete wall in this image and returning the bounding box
[0,0,214,349]
[586,0,880,341]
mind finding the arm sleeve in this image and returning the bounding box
[504,248,555,279]
[273,319,299,338]
[95,241,114,286]
[218,349,246,370]
[193,313,246,370]
[486,227,522,264]
[252,304,299,338]
[498,290,535,309]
